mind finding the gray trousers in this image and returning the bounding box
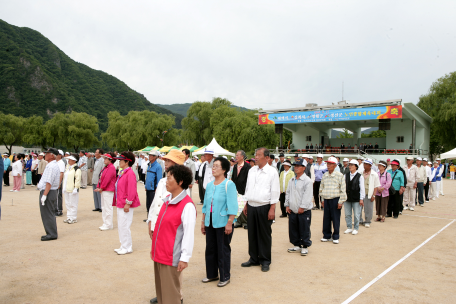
[237,212,248,226]
[40,190,58,238]
[93,184,102,210]
[57,186,63,212]
[360,195,374,224]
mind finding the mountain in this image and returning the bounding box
[156,103,250,117]
[331,127,379,138]
[0,19,183,131]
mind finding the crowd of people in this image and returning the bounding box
[0,147,452,304]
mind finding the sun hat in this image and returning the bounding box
[378,160,387,167]
[204,149,215,155]
[391,160,400,166]
[102,153,114,159]
[65,155,77,162]
[283,160,292,167]
[349,159,358,167]
[162,149,185,165]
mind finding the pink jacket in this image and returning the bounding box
[97,163,116,192]
[112,167,140,208]
[376,170,392,197]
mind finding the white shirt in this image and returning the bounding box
[357,165,364,174]
[168,190,196,263]
[282,169,289,190]
[203,159,215,189]
[244,163,280,207]
[349,171,365,200]
[425,165,432,179]
[194,160,201,171]
[12,160,23,176]
[141,160,149,173]
[57,159,65,173]
[32,159,39,170]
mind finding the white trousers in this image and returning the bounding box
[439,179,444,195]
[451,172,455,180]
[403,186,416,207]
[430,182,438,200]
[81,171,88,188]
[117,207,134,251]
[101,191,114,229]
[64,192,79,220]
[436,181,441,197]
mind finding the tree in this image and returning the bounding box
[0,113,26,154]
[63,112,99,151]
[22,115,49,150]
[361,130,386,138]
[418,71,456,151]
[337,129,353,138]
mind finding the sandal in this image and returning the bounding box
[375,218,381,222]
[381,218,385,222]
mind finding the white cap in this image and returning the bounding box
[363,158,373,166]
[58,149,64,156]
[204,149,215,155]
[222,155,227,159]
[349,159,358,166]
[343,158,349,162]
[423,158,428,161]
[416,157,422,161]
[301,154,309,159]
[436,158,441,161]
[65,155,77,162]
[65,152,70,155]
[326,156,337,164]
[406,156,414,160]
[39,152,45,156]
[317,154,323,158]
[148,150,160,156]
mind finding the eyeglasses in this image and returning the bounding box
[212,165,222,169]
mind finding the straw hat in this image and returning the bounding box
[163,149,185,165]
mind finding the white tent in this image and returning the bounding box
[440,148,456,160]
[192,138,235,157]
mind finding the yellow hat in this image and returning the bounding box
[163,149,185,165]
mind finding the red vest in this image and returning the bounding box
[151,194,196,267]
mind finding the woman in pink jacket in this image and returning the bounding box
[95,152,117,231]
[375,160,392,222]
[113,151,140,255]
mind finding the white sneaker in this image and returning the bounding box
[364,224,370,228]
[63,218,71,223]
[344,229,353,234]
[432,197,436,201]
[321,238,332,242]
[409,207,414,211]
[352,230,358,235]
[333,239,339,244]
[10,189,14,192]
[441,193,444,196]
[68,219,77,224]
[99,226,111,231]
[287,246,300,253]
[403,206,409,210]
[117,248,133,255]
[301,248,308,256]
[114,248,122,253]
[425,200,429,203]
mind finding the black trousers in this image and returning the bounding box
[387,192,401,217]
[32,170,39,185]
[424,178,430,201]
[313,181,321,208]
[3,170,9,186]
[205,214,233,281]
[279,192,287,216]
[146,190,156,214]
[56,186,63,212]
[247,204,272,266]
[288,210,312,248]
[40,190,58,238]
[322,198,341,240]
[198,177,206,203]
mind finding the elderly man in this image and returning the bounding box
[313,154,327,210]
[277,153,285,174]
[3,153,11,187]
[429,161,440,200]
[357,157,364,174]
[232,150,251,229]
[342,158,350,175]
[319,156,347,244]
[78,150,88,189]
[301,155,315,183]
[202,150,215,190]
[182,149,196,197]
[38,148,61,241]
[285,159,313,256]
[415,157,426,207]
[92,148,104,212]
[403,156,418,211]
[344,159,365,235]
[268,155,279,174]
[241,148,279,272]
[87,152,95,186]
[37,153,47,185]
[359,159,380,227]
[144,150,163,222]
[279,160,295,218]
[56,150,66,216]
[197,154,206,205]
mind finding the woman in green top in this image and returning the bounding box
[386,160,405,218]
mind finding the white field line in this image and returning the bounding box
[341,219,455,304]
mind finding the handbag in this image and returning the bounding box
[389,171,398,196]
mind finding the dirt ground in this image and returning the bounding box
[1,178,455,304]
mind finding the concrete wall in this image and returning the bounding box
[291,125,321,148]
[385,119,413,150]
[329,137,386,148]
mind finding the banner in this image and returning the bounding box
[258,105,402,125]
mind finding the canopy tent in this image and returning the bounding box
[134,146,161,153]
[193,145,207,153]
[159,146,179,153]
[179,145,199,152]
[192,138,235,156]
[441,148,456,160]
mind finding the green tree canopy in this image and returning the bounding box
[337,129,353,138]
[0,112,26,154]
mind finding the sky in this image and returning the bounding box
[2,0,455,111]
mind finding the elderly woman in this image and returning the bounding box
[113,151,140,255]
[62,154,82,224]
[25,154,33,185]
[386,160,405,219]
[95,152,117,231]
[11,154,24,192]
[150,165,196,304]
[375,160,392,222]
[201,157,238,287]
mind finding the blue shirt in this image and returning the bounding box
[202,179,238,228]
[387,169,404,191]
[3,157,11,170]
[25,159,32,171]
[436,164,444,181]
[314,162,328,182]
[145,160,162,191]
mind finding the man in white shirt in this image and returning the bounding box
[202,150,215,190]
[182,149,196,197]
[78,151,88,189]
[436,158,444,196]
[196,154,206,205]
[241,148,280,272]
[56,150,66,216]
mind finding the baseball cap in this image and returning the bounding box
[279,153,284,157]
[406,156,414,160]
[58,149,64,156]
[39,153,45,156]
[349,159,358,166]
[416,157,422,161]
[148,150,160,156]
[343,158,349,162]
[293,159,307,166]
[423,158,428,162]
[44,148,59,156]
[317,154,323,158]
[294,153,299,157]
[326,156,337,164]
[204,149,215,155]
[363,158,373,166]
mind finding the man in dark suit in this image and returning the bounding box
[368,143,374,152]
[318,144,323,153]
[340,143,345,152]
[374,142,379,153]
[277,153,285,174]
[305,144,309,151]
[310,144,314,153]
[232,150,252,229]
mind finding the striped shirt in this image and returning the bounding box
[37,160,61,190]
[319,170,347,203]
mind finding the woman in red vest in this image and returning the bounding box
[113,151,140,255]
[150,165,196,304]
